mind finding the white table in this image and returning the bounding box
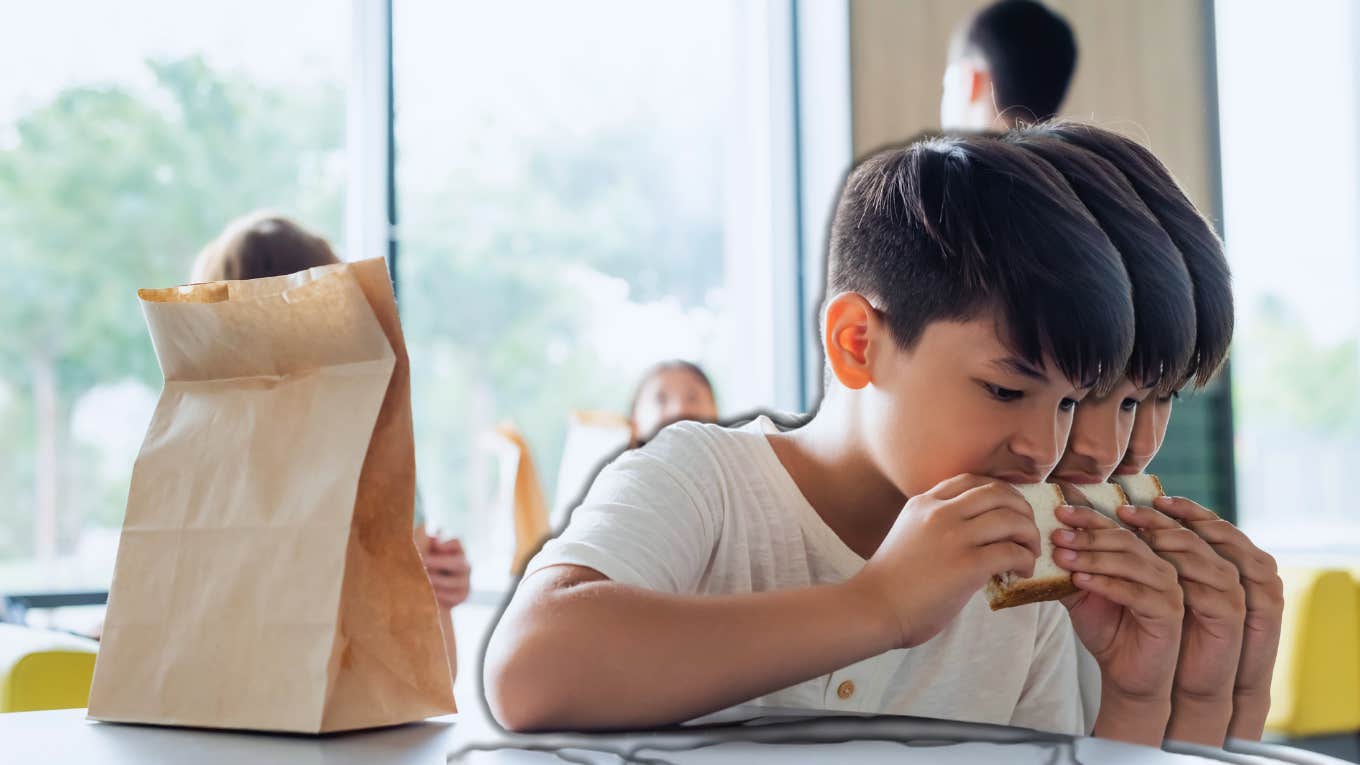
[1,706,1345,764]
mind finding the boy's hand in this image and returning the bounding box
[1153,495,1284,741]
[1119,503,1246,745]
[850,474,1041,649]
[1051,504,1183,745]
[417,530,472,610]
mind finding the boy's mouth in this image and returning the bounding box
[1053,471,1110,484]
[993,471,1045,485]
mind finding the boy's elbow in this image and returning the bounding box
[483,624,570,732]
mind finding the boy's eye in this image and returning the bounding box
[1120,397,1139,412]
[1155,390,1181,403]
[1058,397,1078,412]
[982,382,1024,402]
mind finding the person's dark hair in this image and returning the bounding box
[827,133,1134,393]
[1039,123,1233,388]
[191,211,340,283]
[961,0,1077,124]
[1006,129,1197,395]
[628,360,716,420]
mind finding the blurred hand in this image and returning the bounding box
[418,530,472,610]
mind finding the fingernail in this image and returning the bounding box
[1074,572,1091,583]
[1153,495,1172,506]
[1056,548,1077,562]
[1054,529,1075,544]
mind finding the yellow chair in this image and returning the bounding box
[0,623,99,712]
[1266,567,1360,737]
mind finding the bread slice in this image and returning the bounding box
[1110,473,1166,508]
[1060,481,1129,525]
[985,483,1079,610]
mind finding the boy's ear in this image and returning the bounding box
[823,292,879,391]
[968,64,991,106]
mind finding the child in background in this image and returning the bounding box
[628,360,719,446]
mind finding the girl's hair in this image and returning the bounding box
[191,211,340,283]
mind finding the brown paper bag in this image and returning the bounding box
[87,257,455,733]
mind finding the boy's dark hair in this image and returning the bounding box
[827,134,1134,393]
[1040,123,1233,388]
[1007,130,1197,395]
[961,0,1077,124]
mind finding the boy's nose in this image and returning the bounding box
[1008,421,1066,477]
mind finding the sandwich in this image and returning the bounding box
[1111,473,1166,508]
[985,483,1079,610]
[1059,481,1129,525]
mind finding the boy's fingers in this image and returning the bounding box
[1140,526,1217,555]
[1157,549,1242,593]
[979,540,1037,579]
[1179,578,1247,624]
[1117,504,1180,530]
[931,473,1003,500]
[1056,504,1119,530]
[1052,526,1137,552]
[1071,572,1181,624]
[1153,495,1218,521]
[951,481,1032,520]
[1054,547,1176,592]
[968,507,1041,559]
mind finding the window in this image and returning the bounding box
[1216,0,1360,550]
[0,0,348,596]
[394,0,805,591]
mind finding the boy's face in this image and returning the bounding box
[1050,377,1153,484]
[859,308,1091,498]
[1114,392,1176,475]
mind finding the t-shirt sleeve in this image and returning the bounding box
[1009,602,1084,736]
[522,426,721,594]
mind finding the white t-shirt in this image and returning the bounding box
[525,416,1084,735]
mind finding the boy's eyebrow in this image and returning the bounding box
[990,356,1048,382]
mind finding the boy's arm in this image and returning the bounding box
[486,474,1043,732]
[484,564,897,731]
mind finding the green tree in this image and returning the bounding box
[0,56,343,565]
[1233,294,1360,436]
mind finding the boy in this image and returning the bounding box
[1043,124,1282,743]
[1012,128,1250,746]
[485,132,1183,746]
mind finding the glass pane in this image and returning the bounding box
[0,1,348,599]
[1217,0,1360,550]
[396,0,783,592]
